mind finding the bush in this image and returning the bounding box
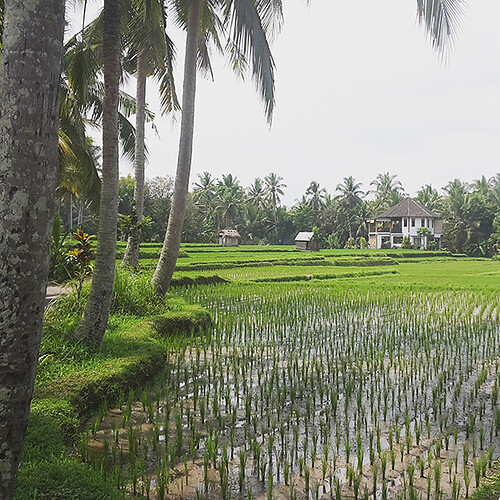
[401,235,412,249]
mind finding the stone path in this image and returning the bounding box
[45,284,70,308]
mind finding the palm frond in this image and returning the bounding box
[225,0,277,123]
[417,0,467,58]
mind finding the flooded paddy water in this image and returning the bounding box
[83,285,500,499]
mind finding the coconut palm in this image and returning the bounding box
[74,0,123,346]
[416,184,442,212]
[193,171,217,222]
[152,0,281,294]
[305,181,327,211]
[336,176,364,241]
[122,0,179,268]
[264,172,286,210]
[247,177,267,210]
[0,0,64,495]
[215,174,245,228]
[370,172,404,203]
[336,176,364,209]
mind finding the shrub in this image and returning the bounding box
[401,235,412,249]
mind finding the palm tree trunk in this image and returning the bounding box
[122,51,147,269]
[0,0,64,496]
[74,0,121,346]
[151,0,201,295]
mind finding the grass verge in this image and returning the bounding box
[15,270,212,499]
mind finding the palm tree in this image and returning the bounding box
[336,176,364,241]
[416,184,442,212]
[193,171,217,222]
[247,177,267,210]
[215,174,245,228]
[264,172,286,210]
[0,0,64,495]
[152,0,281,294]
[370,172,404,202]
[336,176,364,209]
[122,0,178,268]
[305,181,327,212]
[74,0,123,346]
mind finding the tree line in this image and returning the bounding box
[103,171,499,256]
[0,0,469,496]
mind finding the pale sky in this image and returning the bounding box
[70,1,500,206]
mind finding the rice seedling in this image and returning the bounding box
[78,271,500,499]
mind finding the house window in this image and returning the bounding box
[403,218,408,227]
[393,236,403,245]
[411,218,415,227]
[421,218,425,227]
[430,219,433,228]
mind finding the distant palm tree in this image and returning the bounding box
[336,176,365,241]
[247,177,267,210]
[264,172,286,210]
[416,184,442,212]
[306,181,327,211]
[193,171,217,222]
[370,172,404,202]
[336,176,364,209]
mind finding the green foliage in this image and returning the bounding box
[49,212,75,282]
[402,235,412,249]
[67,229,95,298]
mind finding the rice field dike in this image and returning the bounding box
[16,244,500,499]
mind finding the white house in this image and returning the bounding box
[366,197,443,249]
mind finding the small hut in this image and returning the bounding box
[218,229,241,247]
[294,231,319,251]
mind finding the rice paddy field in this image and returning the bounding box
[86,244,500,499]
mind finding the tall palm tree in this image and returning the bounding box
[305,181,327,212]
[122,0,178,267]
[247,177,267,210]
[336,176,364,209]
[264,172,286,210]
[152,0,281,294]
[74,0,122,346]
[215,175,245,228]
[370,172,404,202]
[193,171,217,222]
[0,0,64,495]
[336,176,364,241]
[416,184,442,212]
